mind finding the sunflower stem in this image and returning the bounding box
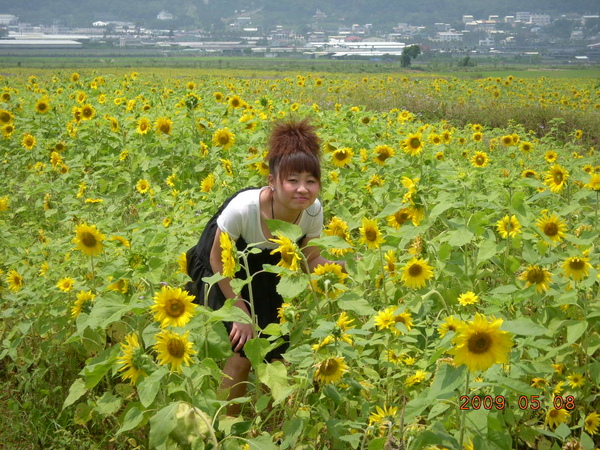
[459,370,471,448]
[378,246,389,305]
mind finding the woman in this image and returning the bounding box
[186,118,342,414]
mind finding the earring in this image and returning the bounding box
[271,187,275,192]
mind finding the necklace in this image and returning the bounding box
[271,195,302,224]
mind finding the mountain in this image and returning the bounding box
[1,0,598,29]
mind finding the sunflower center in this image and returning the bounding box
[468,332,491,354]
[365,228,378,241]
[543,222,559,237]
[81,232,97,247]
[408,264,423,277]
[475,156,485,165]
[167,299,184,318]
[527,268,545,284]
[167,338,186,358]
[336,150,347,160]
[569,259,584,270]
[409,138,421,149]
[554,172,563,183]
[395,212,409,225]
[219,135,230,145]
[320,359,339,376]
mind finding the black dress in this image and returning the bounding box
[186,188,300,360]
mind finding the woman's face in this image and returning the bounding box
[271,171,320,211]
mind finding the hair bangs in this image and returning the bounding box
[271,151,321,182]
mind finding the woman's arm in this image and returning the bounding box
[210,227,253,352]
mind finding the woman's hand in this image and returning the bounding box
[229,321,254,352]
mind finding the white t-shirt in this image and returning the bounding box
[216,187,323,250]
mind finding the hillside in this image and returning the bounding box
[2,0,599,29]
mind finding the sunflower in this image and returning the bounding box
[0,195,9,212]
[574,129,583,140]
[584,411,600,435]
[314,357,348,384]
[6,269,24,293]
[35,98,50,114]
[521,169,537,179]
[530,377,548,388]
[373,145,395,165]
[151,286,197,328]
[544,164,569,193]
[71,72,80,82]
[323,216,353,256]
[387,208,413,229]
[401,133,424,156]
[471,151,489,168]
[2,123,15,138]
[212,127,235,150]
[584,173,600,191]
[270,234,302,271]
[358,218,385,249]
[108,116,119,133]
[72,223,105,257]
[544,150,558,163]
[405,370,428,387]
[117,333,147,385]
[200,173,215,193]
[312,263,348,298]
[369,404,399,436]
[228,95,244,109]
[21,133,37,150]
[155,117,173,135]
[401,257,434,289]
[221,158,233,176]
[136,179,150,194]
[496,215,522,238]
[545,408,570,429]
[374,307,396,331]
[219,231,238,278]
[108,279,129,294]
[536,212,567,243]
[457,291,479,306]
[562,255,592,281]
[71,290,95,318]
[449,313,513,372]
[154,329,196,373]
[519,265,552,293]
[566,371,585,388]
[520,141,533,153]
[0,109,14,124]
[56,277,75,292]
[501,135,513,146]
[80,104,95,120]
[438,316,462,337]
[331,147,353,167]
[213,91,224,102]
[435,151,445,160]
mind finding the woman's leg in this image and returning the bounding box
[221,353,251,416]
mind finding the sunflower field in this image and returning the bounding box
[1,67,600,450]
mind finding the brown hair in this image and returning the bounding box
[265,118,321,182]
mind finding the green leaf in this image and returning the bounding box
[265,219,303,242]
[207,298,252,324]
[276,274,309,298]
[476,238,501,266]
[257,361,293,405]
[282,417,304,448]
[306,235,352,250]
[445,227,474,247]
[117,404,145,435]
[138,366,169,408]
[566,320,588,345]
[502,318,548,336]
[78,294,130,332]
[62,378,87,410]
[337,293,376,316]
[149,402,180,448]
[554,422,571,440]
[81,346,120,389]
[427,363,466,399]
[243,338,273,368]
[95,392,122,416]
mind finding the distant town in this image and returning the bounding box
[0,9,599,64]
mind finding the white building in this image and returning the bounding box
[0,14,18,25]
[530,14,551,26]
[436,31,463,41]
[157,11,173,21]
